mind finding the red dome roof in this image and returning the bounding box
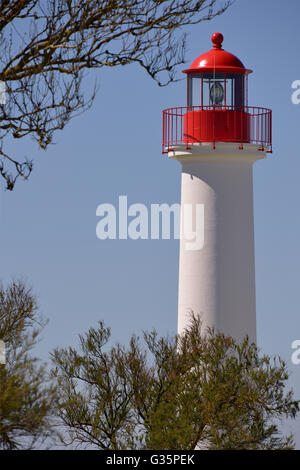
[183,33,252,75]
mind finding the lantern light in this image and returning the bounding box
[210,82,224,106]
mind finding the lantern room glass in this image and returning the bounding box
[187,73,247,108]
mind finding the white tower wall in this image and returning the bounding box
[170,143,266,343]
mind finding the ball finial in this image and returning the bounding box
[211,32,224,49]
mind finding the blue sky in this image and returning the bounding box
[1,0,300,447]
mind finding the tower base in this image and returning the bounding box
[169,142,267,344]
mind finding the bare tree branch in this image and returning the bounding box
[0,0,232,189]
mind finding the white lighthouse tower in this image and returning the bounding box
[162,33,272,343]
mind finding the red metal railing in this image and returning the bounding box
[162,105,272,154]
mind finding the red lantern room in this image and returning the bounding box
[162,33,272,152]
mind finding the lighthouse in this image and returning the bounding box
[162,33,272,343]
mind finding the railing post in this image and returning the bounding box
[162,111,165,153]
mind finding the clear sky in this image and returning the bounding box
[1,0,300,447]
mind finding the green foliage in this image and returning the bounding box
[0,280,56,449]
[52,314,299,450]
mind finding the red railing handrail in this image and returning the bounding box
[163,105,271,113]
[162,105,272,154]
